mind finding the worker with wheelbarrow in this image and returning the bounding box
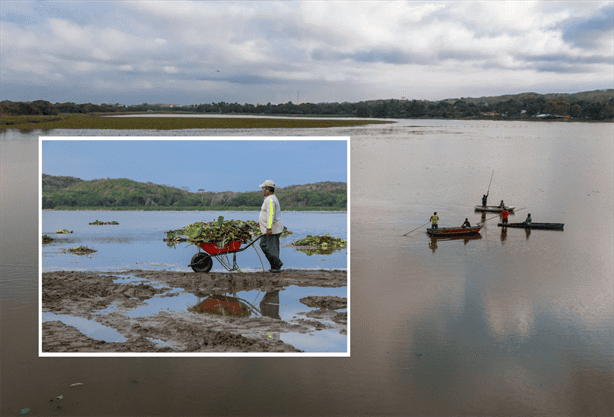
[259,180,284,273]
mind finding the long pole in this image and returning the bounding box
[478,207,526,226]
[403,221,430,236]
[486,170,494,196]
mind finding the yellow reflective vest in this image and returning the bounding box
[259,195,283,234]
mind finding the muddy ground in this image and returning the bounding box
[42,269,347,353]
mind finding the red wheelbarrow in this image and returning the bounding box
[188,234,264,272]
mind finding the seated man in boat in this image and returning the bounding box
[523,213,532,224]
[429,212,439,230]
[499,200,505,208]
[461,218,471,228]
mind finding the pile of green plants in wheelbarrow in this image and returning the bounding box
[166,216,269,272]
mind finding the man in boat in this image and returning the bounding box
[259,180,284,273]
[461,218,471,228]
[481,193,488,208]
[501,208,509,224]
[429,212,439,230]
[523,213,532,224]
[499,200,505,208]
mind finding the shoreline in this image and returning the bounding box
[42,208,347,212]
[42,269,347,353]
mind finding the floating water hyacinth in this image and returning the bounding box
[89,220,119,225]
[56,229,72,234]
[68,246,96,254]
[42,234,54,243]
[292,234,347,249]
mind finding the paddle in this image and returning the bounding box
[403,221,430,236]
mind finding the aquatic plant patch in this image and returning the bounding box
[3,114,387,131]
[42,235,54,243]
[68,246,96,254]
[89,220,120,225]
[291,234,347,249]
[56,229,73,234]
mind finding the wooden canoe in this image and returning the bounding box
[426,226,482,237]
[497,222,564,230]
[475,205,515,212]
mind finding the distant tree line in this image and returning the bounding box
[42,177,347,210]
[4,89,613,121]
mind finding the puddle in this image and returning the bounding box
[42,312,127,343]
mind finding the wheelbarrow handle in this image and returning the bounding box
[233,234,264,253]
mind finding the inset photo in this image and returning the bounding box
[40,137,349,357]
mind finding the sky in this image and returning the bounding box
[2,1,613,106]
[41,138,348,192]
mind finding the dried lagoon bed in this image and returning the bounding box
[42,269,347,353]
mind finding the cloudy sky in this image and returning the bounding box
[2,1,613,105]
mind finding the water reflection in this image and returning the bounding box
[294,247,343,256]
[428,235,482,252]
[189,290,281,319]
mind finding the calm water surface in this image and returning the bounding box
[2,120,613,416]
[42,210,347,272]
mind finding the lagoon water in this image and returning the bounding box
[42,210,347,272]
[2,119,613,415]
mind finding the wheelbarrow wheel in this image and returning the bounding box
[190,252,213,273]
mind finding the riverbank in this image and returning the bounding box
[42,269,347,353]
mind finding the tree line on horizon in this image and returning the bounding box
[41,175,347,210]
[3,89,613,121]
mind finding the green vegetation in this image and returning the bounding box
[0,113,386,131]
[42,174,84,191]
[292,234,347,249]
[42,235,54,244]
[2,89,613,123]
[172,216,258,247]
[42,175,347,210]
[167,217,292,248]
[56,229,72,234]
[68,246,96,254]
[89,220,119,225]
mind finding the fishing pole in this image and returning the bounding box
[402,222,430,236]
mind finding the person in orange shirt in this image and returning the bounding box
[501,208,509,224]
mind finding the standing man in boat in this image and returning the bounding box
[501,208,510,224]
[482,193,488,208]
[430,212,439,230]
[259,180,284,273]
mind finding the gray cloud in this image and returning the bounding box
[558,4,614,48]
[312,48,432,65]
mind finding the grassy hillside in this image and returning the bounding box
[42,176,347,210]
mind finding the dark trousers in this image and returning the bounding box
[260,233,283,270]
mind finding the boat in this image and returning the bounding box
[426,226,482,237]
[497,222,564,230]
[475,205,515,212]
